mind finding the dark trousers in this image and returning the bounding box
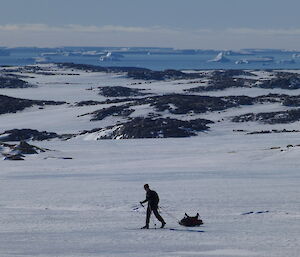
[146,205,165,225]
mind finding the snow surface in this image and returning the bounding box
[1,136,299,257]
[0,65,299,256]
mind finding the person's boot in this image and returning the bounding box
[141,224,149,229]
[160,222,166,228]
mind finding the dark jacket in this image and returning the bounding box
[146,190,159,208]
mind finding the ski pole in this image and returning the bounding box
[140,203,157,229]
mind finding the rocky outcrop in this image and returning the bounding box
[14,141,40,154]
[82,117,213,139]
[1,141,49,161]
[232,109,300,124]
[260,72,300,89]
[80,104,135,121]
[0,129,60,142]
[212,70,256,78]
[0,95,65,115]
[57,63,204,81]
[282,96,300,107]
[134,94,254,114]
[0,76,34,88]
[4,154,25,161]
[57,63,149,73]
[98,86,147,97]
[96,98,138,105]
[80,94,256,122]
[186,70,257,92]
[246,129,300,135]
[127,69,204,81]
[185,71,300,92]
[74,100,104,107]
[79,94,300,127]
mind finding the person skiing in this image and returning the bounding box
[140,184,166,229]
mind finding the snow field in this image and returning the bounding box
[1,135,299,256]
[0,65,299,256]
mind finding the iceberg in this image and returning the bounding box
[208,52,230,63]
[99,52,123,62]
[235,57,274,64]
[292,53,300,58]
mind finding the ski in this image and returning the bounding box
[127,227,204,233]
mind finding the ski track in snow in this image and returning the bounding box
[0,65,299,257]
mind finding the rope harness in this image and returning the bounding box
[159,206,180,223]
[134,203,180,227]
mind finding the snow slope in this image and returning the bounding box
[0,65,299,256]
[1,136,299,257]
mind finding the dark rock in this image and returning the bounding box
[135,94,253,114]
[232,108,300,124]
[233,129,246,132]
[75,100,103,107]
[260,72,300,89]
[253,93,300,107]
[185,70,256,93]
[80,94,259,123]
[1,141,50,160]
[80,94,300,125]
[57,63,204,81]
[0,129,59,141]
[186,76,255,93]
[93,117,213,139]
[94,93,300,109]
[212,70,256,78]
[0,76,35,88]
[255,93,286,104]
[14,141,39,154]
[4,154,25,161]
[0,95,65,115]
[98,86,147,97]
[127,69,203,81]
[2,65,78,76]
[0,141,15,148]
[185,71,300,92]
[247,130,272,134]
[224,95,254,106]
[95,98,138,105]
[57,63,149,73]
[80,104,135,121]
[282,96,300,107]
[247,129,300,135]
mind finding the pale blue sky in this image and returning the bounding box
[0,0,300,49]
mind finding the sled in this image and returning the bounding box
[179,213,203,227]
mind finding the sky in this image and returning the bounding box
[0,0,300,50]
